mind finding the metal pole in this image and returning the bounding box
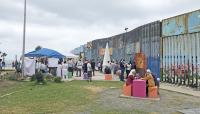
[124,28,128,61]
[22,0,27,78]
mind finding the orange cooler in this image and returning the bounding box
[105,74,112,80]
[123,84,132,96]
[148,86,158,98]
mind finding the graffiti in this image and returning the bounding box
[126,42,140,54]
[99,48,113,56]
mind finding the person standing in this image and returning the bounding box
[87,60,92,82]
[12,61,15,69]
[40,61,48,73]
[110,61,115,78]
[98,61,101,71]
[91,59,95,76]
[56,61,62,77]
[100,61,103,72]
[15,61,21,80]
[2,61,5,69]
[83,60,88,73]
[62,61,68,80]
[131,61,136,70]
[76,59,83,77]
[126,62,132,79]
[68,59,73,77]
[0,59,2,72]
[120,59,125,81]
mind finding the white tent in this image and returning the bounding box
[65,52,78,59]
[102,42,111,70]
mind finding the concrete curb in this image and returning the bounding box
[119,94,160,101]
[160,83,200,97]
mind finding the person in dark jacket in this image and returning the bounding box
[83,60,88,73]
[91,59,95,76]
[120,59,125,81]
[131,61,136,69]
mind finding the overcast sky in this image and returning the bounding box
[1,0,200,62]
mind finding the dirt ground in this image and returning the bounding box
[81,88,200,114]
[0,80,16,89]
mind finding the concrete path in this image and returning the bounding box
[73,71,200,97]
[178,108,200,114]
[73,71,120,81]
[160,82,200,97]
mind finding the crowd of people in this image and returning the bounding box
[11,57,159,93]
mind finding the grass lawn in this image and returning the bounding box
[0,80,147,114]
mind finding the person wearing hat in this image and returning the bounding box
[141,69,156,96]
[125,69,136,85]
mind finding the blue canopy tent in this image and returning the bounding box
[25,48,65,58]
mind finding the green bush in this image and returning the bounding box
[7,74,17,81]
[30,75,36,81]
[45,75,54,82]
[35,72,46,84]
[54,77,62,83]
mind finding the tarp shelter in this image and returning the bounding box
[25,48,65,58]
[65,52,78,59]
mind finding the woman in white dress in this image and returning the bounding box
[56,61,62,77]
[62,61,68,80]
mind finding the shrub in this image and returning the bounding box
[35,72,46,84]
[30,75,36,81]
[54,77,62,83]
[45,75,54,82]
[7,74,17,81]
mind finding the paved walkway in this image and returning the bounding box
[73,71,120,81]
[73,71,200,97]
[178,108,200,114]
[160,82,200,97]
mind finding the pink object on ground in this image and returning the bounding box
[132,79,146,98]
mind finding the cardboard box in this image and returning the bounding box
[148,86,158,98]
[123,84,132,96]
[105,74,112,80]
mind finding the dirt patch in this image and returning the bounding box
[0,80,16,88]
[83,86,105,94]
[84,89,200,114]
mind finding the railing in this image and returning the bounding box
[161,55,199,89]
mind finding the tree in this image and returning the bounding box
[35,46,42,51]
[1,53,7,68]
[2,53,7,57]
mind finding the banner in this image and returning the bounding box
[24,57,36,76]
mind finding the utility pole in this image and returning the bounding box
[22,0,27,78]
[124,28,128,61]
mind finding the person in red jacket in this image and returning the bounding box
[126,69,136,85]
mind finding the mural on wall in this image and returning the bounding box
[162,31,200,86]
[188,10,200,33]
[162,9,200,37]
[99,48,113,56]
[162,14,187,37]
[126,42,140,54]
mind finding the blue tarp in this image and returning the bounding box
[25,48,65,58]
